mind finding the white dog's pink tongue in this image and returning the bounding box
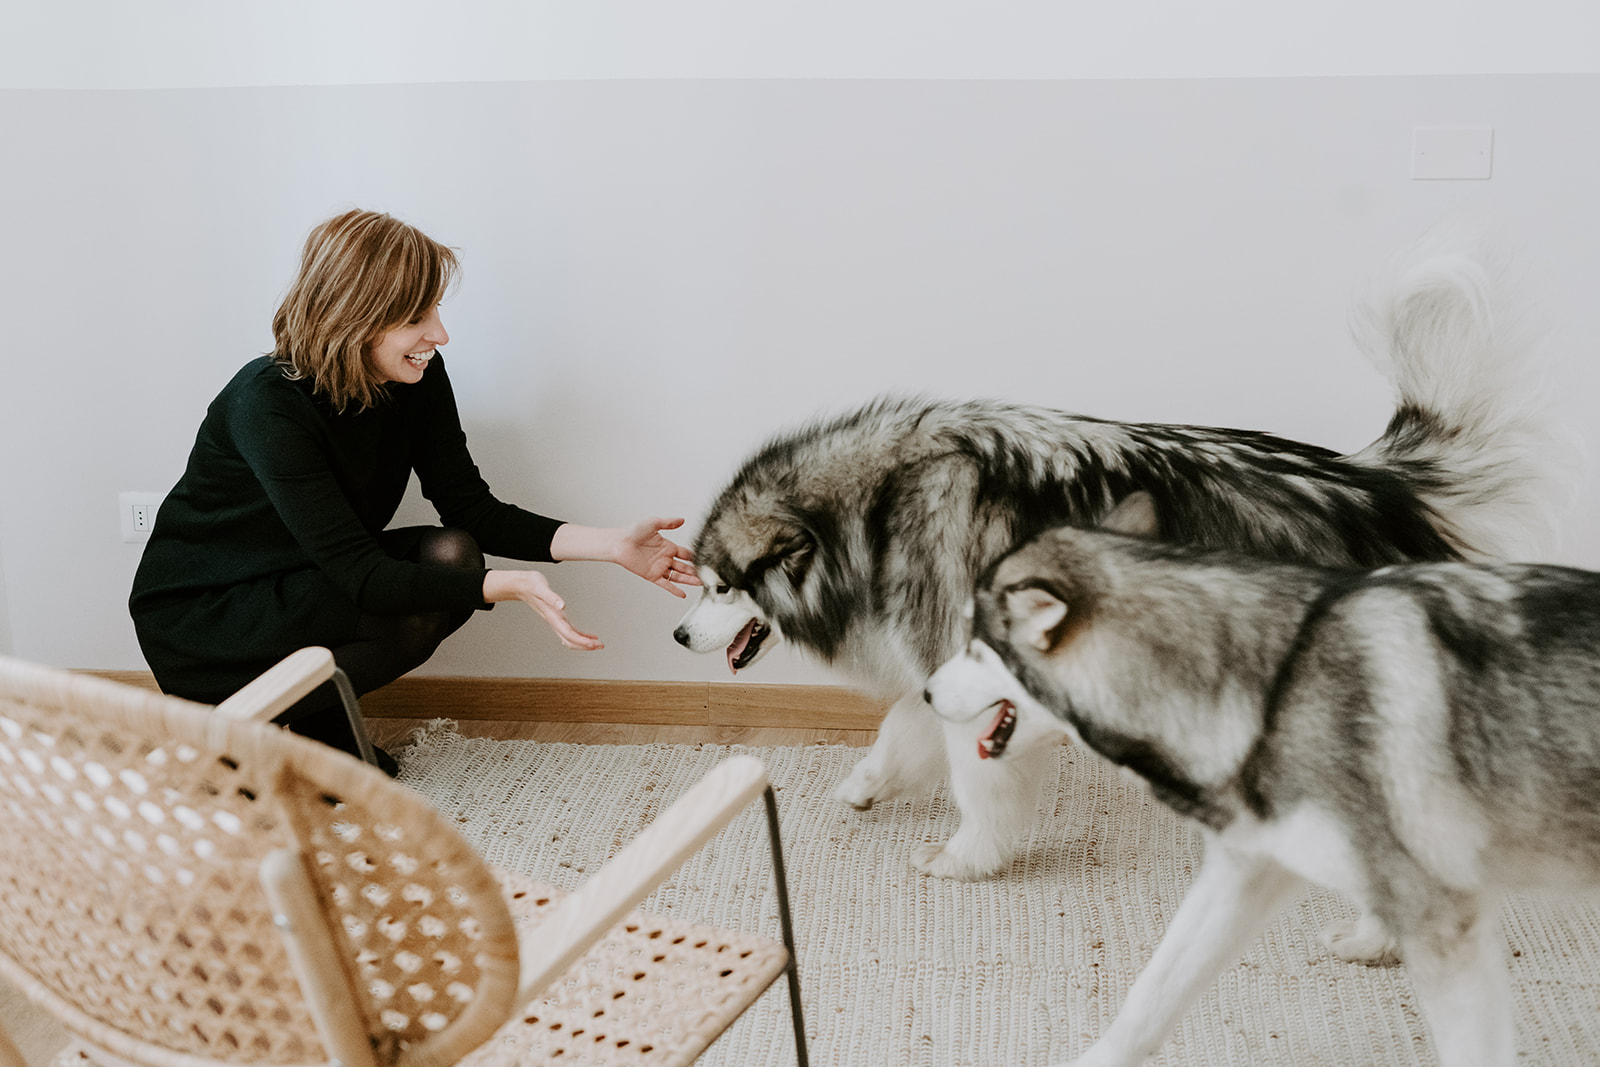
[977,700,1017,760]
[727,619,757,675]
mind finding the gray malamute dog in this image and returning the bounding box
[924,496,1600,1066]
[673,233,1565,913]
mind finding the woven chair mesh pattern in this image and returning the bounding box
[277,770,518,1065]
[0,659,518,1067]
[469,870,788,1067]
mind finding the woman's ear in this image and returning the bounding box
[1100,491,1159,538]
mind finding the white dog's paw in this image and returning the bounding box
[1320,916,1401,966]
[909,840,1007,882]
[831,757,896,810]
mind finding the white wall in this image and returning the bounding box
[0,522,11,656]
[4,1,1599,85]
[3,5,1598,688]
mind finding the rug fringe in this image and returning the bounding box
[392,717,460,764]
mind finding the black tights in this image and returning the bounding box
[276,527,483,756]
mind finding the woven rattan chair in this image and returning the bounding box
[0,648,808,1067]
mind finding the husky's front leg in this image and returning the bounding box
[1399,902,1512,1067]
[910,717,1054,880]
[1056,846,1303,1067]
[832,691,947,809]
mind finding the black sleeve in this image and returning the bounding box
[408,359,567,561]
[229,380,491,615]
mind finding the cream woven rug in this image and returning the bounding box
[395,725,1600,1067]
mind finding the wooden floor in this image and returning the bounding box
[366,718,878,749]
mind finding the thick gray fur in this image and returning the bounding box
[673,228,1570,894]
[947,521,1600,1065]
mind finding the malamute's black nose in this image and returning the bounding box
[673,626,691,648]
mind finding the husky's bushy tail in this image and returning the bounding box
[1350,223,1579,560]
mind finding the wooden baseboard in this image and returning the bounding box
[83,671,890,732]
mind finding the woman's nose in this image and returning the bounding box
[425,307,450,346]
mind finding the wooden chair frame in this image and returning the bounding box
[0,648,809,1067]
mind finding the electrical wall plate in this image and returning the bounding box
[119,491,163,543]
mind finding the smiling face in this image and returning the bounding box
[272,210,458,412]
[368,303,449,385]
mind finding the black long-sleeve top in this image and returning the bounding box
[131,354,563,619]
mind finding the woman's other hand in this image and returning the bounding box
[482,570,604,651]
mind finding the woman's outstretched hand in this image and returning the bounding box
[498,518,698,649]
[482,569,603,651]
[550,518,700,597]
[612,516,699,596]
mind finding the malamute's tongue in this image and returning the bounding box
[977,699,1017,760]
[727,619,758,675]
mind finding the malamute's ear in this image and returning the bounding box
[777,530,816,584]
[1006,587,1070,651]
[1101,491,1159,538]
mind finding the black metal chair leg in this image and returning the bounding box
[329,667,380,769]
[763,785,809,1067]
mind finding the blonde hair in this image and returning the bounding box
[271,210,459,412]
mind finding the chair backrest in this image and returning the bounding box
[0,656,518,1067]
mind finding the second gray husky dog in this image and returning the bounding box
[925,496,1600,1067]
[673,233,1566,952]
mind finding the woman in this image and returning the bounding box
[130,209,697,772]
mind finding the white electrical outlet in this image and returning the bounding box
[120,492,163,543]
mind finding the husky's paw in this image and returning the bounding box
[831,759,895,810]
[1320,917,1401,966]
[909,841,1005,882]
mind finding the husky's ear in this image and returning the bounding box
[777,530,816,585]
[1006,587,1070,652]
[746,525,817,592]
[1101,491,1159,538]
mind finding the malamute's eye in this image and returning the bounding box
[716,584,731,595]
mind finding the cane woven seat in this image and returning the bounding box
[475,871,788,1065]
[0,651,804,1067]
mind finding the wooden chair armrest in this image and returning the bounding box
[213,647,337,722]
[513,756,769,1005]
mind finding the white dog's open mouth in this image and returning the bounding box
[728,618,773,674]
[977,700,1017,760]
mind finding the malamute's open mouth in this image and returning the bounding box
[977,699,1017,760]
[728,618,773,674]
